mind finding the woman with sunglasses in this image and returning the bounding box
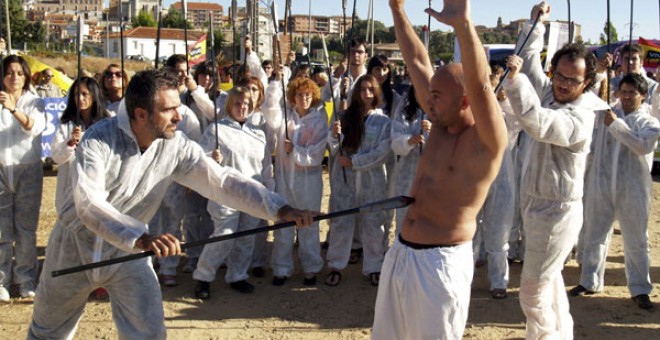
[100,64,129,115]
[0,55,46,302]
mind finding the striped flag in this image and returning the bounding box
[188,34,207,66]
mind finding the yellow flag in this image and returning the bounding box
[22,55,74,95]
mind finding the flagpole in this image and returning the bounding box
[119,3,125,94]
[271,1,290,142]
[1,0,4,92]
[322,33,347,182]
[77,15,83,126]
[4,0,10,52]
[231,0,237,81]
[567,0,573,43]
[421,0,432,155]
[607,0,611,104]
[628,0,634,75]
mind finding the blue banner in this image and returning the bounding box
[42,97,68,158]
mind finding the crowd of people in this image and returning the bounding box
[0,0,656,339]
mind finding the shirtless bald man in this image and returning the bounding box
[373,0,508,338]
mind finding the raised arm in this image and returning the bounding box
[389,0,434,114]
[428,0,507,157]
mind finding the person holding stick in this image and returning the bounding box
[373,0,507,338]
[503,2,610,338]
[28,69,314,339]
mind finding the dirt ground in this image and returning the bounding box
[0,172,658,339]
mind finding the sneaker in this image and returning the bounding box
[272,276,287,286]
[0,286,9,303]
[252,266,265,278]
[568,285,595,297]
[230,280,255,294]
[182,258,198,273]
[194,281,211,300]
[632,294,654,310]
[19,283,36,298]
[159,274,178,287]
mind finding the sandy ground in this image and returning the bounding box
[0,171,658,339]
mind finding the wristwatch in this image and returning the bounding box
[8,107,16,114]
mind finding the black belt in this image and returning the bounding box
[398,234,459,249]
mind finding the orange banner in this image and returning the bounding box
[639,37,660,71]
[188,34,207,66]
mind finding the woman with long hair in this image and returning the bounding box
[0,55,46,301]
[100,64,129,115]
[267,77,327,286]
[325,75,391,287]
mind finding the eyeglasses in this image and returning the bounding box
[104,71,123,79]
[552,72,584,88]
[44,74,54,78]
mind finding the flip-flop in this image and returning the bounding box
[325,271,342,287]
[491,288,507,299]
[349,249,362,264]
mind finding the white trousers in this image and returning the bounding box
[372,237,473,340]
[520,196,581,340]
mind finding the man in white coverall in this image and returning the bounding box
[571,73,659,310]
[28,69,313,340]
[503,2,610,338]
[373,0,508,338]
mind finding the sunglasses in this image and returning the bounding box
[105,71,123,78]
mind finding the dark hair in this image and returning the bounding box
[165,54,187,69]
[2,55,32,91]
[100,63,129,97]
[550,43,597,92]
[405,86,421,122]
[367,55,394,115]
[194,61,213,79]
[618,73,649,95]
[238,76,265,109]
[262,59,276,82]
[349,37,367,50]
[125,69,179,120]
[619,44,643,58]
[341,75,382,153]
[61,77,109,125]
[291,63,311,81]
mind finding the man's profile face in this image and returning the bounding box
[551,55,589,104]
[147,88,182,140]
[621,52,642,75]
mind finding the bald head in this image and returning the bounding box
[432,64,465,97]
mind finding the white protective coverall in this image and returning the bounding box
[193,111,274,284]
[578,103,659,296]
[29,104,287,339]
[148,105,202,276]
[503,20,610,340]
[473,98,519,291]
[326,109,391,276]
[265,87,327,278]
[389,98,426,236]
[0,91,45,292]
[508,131,530,262]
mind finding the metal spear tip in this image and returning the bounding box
[360,196,415,213]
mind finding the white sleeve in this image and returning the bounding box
[189,86,216,122]
[608,115,660,156]
[51,122,76,164]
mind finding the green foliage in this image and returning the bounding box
[132,10,157,28]
[1,0,46,49]
[349,19,395,45]
[162,9,193,29]
[208,29,224,56]
[599,21,619,45]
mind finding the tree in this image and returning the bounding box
[599,21,619,45]
[210,29,224,56]
[1,0,32,49]
[349,19,395,45]
[132,10,157,28]
[162,9,192,29]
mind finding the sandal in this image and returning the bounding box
[349,248,363,264]
[325,271,342,287]
[491,288,507,299]
[369,272,380,286]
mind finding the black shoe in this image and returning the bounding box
[272,276,287,286]
[303,275,316,286]
[194,281,211,300]
[230,280,255,294]
[568,285,595,297]
[632,294,654,310]
[252,266,265,278]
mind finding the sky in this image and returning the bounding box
[161,0,659,44]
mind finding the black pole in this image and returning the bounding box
[495,12,542,93]
[182,0,190,74]
[77,15,83,126]
[155,2,162,69]
[341,0,358,89]
[51,196,415,277]
[322,34,347,182]
[210,11,219,150]
[567,0,573,43]
[0,0,4,92]
[231,0,237,81]
[628,0,634,75]
[421,0,431,155]
[119,4,125,94]
[607,0,611,104]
